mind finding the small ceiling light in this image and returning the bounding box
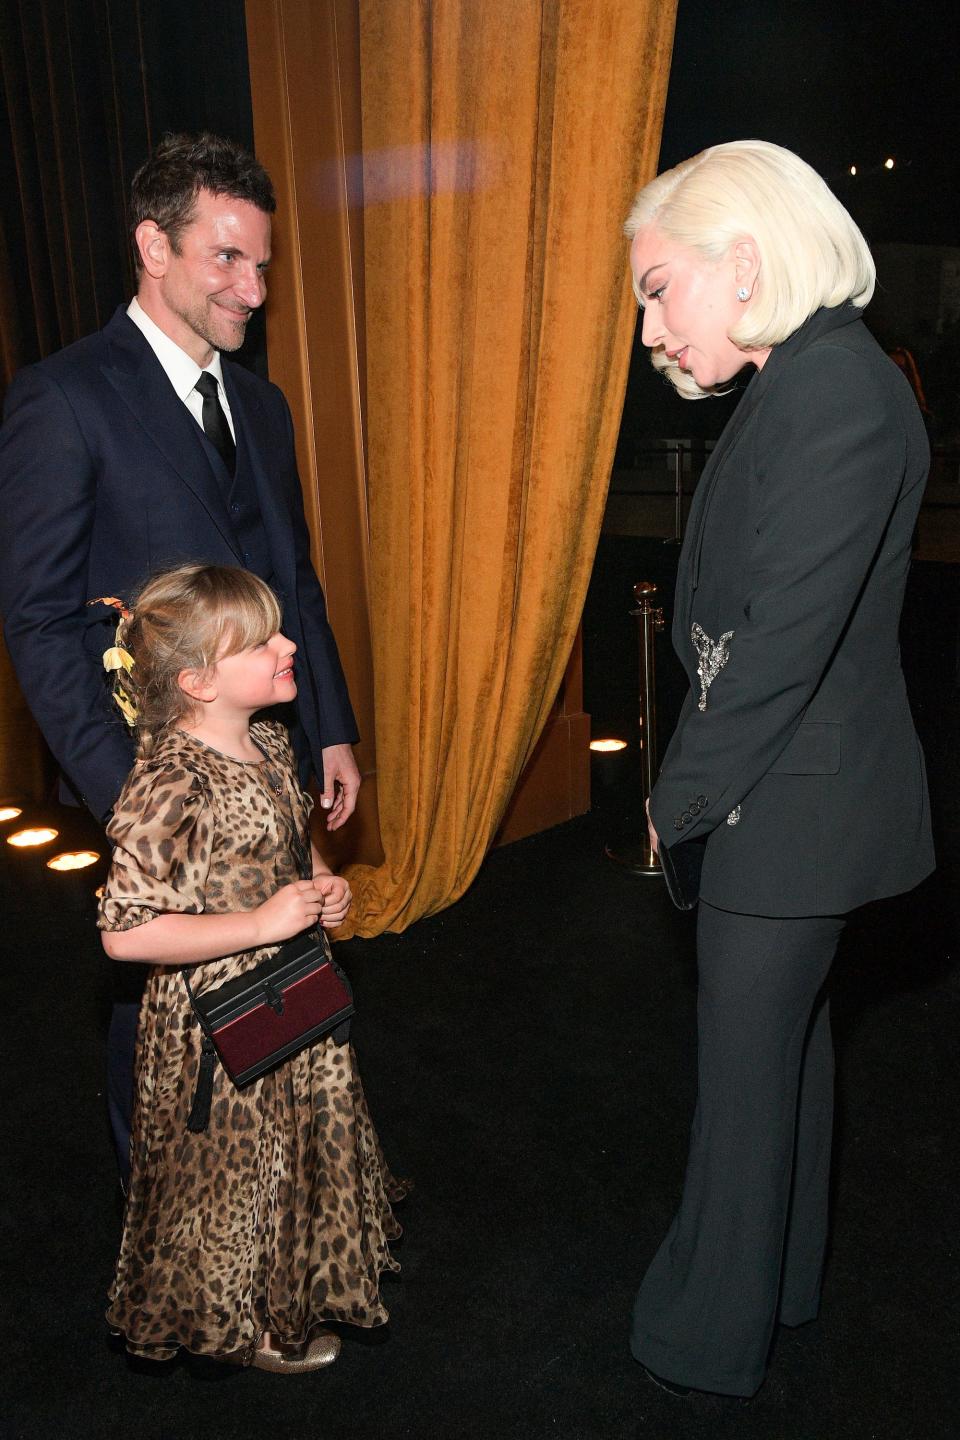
[0,806,23,822]
[7,826,59,847]
[94,884,106,899]
[47,850,100,872]
[590,738,628,753]
[884,157,895,170]
[849,164,857,176]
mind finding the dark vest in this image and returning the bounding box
[196,420,275,585]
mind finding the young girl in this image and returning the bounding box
[98,563,407,1372]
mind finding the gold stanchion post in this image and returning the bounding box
[605,581,665,874]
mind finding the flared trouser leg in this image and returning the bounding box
[777,984,835,1327]
[630,902,845,1397]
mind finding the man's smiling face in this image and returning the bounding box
[144,188,272,365]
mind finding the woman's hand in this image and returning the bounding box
[254,879,325,945]
[646,798,659,858]
[315,874,352,930]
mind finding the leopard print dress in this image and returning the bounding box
[98,719,407,1362]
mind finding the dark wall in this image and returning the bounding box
[617,0,959,448]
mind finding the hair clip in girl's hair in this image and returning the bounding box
[87,596,138,727]
[88,595,131,620]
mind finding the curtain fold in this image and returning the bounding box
[0,0,149,393]
[0,0,148,804]
[344,0,677,935]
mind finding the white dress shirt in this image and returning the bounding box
[126,296,236,440]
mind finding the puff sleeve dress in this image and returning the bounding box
[98,719,407,1361]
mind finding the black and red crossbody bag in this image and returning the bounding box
[182,789,353,1132]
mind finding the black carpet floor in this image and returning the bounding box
[2,568,958,1440]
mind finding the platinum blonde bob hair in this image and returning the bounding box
[624,140,876,399]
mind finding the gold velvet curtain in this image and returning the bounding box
[342,0,676,935]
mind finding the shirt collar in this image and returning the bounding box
[126,296,226,401]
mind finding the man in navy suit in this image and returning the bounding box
[0,133,361,1181]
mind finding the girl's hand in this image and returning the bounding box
[254,880,325,945]
[315,873,352,930]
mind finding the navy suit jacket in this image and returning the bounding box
[651,304,935,916]
[0,306,357,821]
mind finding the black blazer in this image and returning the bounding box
[651,303,935,916]
[0,306,357,821]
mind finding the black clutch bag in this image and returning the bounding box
[659,836,707,911]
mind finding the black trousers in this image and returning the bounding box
[630,902,845,1397]
[106,966,145,1191]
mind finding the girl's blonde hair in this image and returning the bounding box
[624,139,876,399]
[119,564,282,757]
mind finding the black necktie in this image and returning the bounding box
[194,372,236,476]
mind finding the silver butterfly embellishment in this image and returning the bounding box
[690,624,741,825]
[691,623,734,712]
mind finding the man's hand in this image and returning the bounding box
[319,742,361,830]
[645,798,659,857]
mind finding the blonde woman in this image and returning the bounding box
[626,141,933,1399]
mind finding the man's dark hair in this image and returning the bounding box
[129,132,276,270]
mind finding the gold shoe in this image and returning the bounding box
[249,1330,341,1373]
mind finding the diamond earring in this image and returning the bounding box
[736,286,750,302]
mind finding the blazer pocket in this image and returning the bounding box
[768,722,841,776]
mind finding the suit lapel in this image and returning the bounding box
[222,363,297,586]
[100,309,243,561]
[686,370,767,579]
[672,372,763,649]
[674,302,865,648]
